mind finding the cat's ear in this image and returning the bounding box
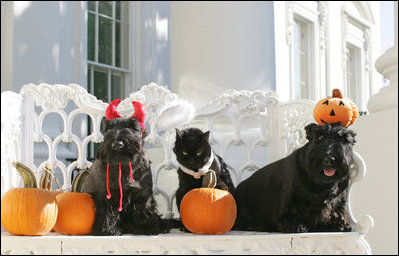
[204,131,210,141]
[175,128,182,140]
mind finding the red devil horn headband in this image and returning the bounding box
[105,99,146,133]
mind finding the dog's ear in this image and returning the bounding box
[101,118,111,133]
[203,131,210,141]
[339,128,357,145]
[175,128,182,140]
[304,123,320,141]
[141,128,148,139]
[126,118,139,131]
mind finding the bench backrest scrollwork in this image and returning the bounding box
[0,82,373,234]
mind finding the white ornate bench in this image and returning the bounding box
[1,83,373,254]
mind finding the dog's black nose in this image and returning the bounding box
[322,156,335,166]
[111,141,124,150]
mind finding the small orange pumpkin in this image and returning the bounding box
[313,89,359,127]
[1,162,58,236]
[53,192,96,235]
[53,169,96,235]
[180,187,237,235]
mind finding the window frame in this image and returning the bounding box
[86,1,131,158]
[293,15,313,100]
[342,8,371,112]
[87,1,131,102]
[346,43,362,108]
[287,1,321,101]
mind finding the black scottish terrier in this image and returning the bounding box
[233,123,355,233]
[81,117,170,236]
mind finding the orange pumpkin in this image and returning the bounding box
[180,188,237,235]
[1,162,58,236]
[53,169,96,235]
[53,192,96,235]
[313,89,359,127]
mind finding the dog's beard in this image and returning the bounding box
[98,137,143,164]
[305,148,352,185]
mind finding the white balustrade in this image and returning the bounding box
[1,82,373,254]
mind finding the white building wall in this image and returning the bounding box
[274,1,382,106]
[1,2,14,93]
[11,1,86,92]
[326,2,345,95]
[3,1,88,175]
[170,1,276,106]
[351,2,398,254]
[351,108,398,255]
[131,1,171,90]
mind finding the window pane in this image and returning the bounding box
[293,17,309,99]
[88,1,95,11]
[99,1,112,17]
[88,13,95,61]
[115,22,121,67]
[111,74,122,99]
[98,16,112,65]
[294,21,300,99]
[347,45,359,106]
[94,70,108,102]
[115,1,121,20]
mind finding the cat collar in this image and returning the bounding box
[178,151,215,179]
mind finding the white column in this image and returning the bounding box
[350,3,398,254]
[367,1,398,113]
[1,2,14,93]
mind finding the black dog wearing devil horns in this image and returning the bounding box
[81,100,170,235]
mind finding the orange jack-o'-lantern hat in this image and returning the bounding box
[313,89,359,128]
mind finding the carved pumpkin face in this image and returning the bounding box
[313,89,359,127]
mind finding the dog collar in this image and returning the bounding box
[106,162,135,212]
[178,151,215,179]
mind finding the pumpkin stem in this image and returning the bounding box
[52,168,63,191]
[332,88,343,99]
[71,169,89,192]
[39,165,53,190]
[39,165,63,191]
[12,162,37,188]
[202,170,217,189]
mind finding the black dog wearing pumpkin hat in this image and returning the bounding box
[81,100,170,235]
[233,123,356,233]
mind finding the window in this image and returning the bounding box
[283,1,321,102]
[342,2,375,112]
[293,17,311,99]
[87,1,130,102]
[346,44,361,106]
[87,1,130,158]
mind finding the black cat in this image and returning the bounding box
[173,128,235,215]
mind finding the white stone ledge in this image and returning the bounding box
[1,229,372,255]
